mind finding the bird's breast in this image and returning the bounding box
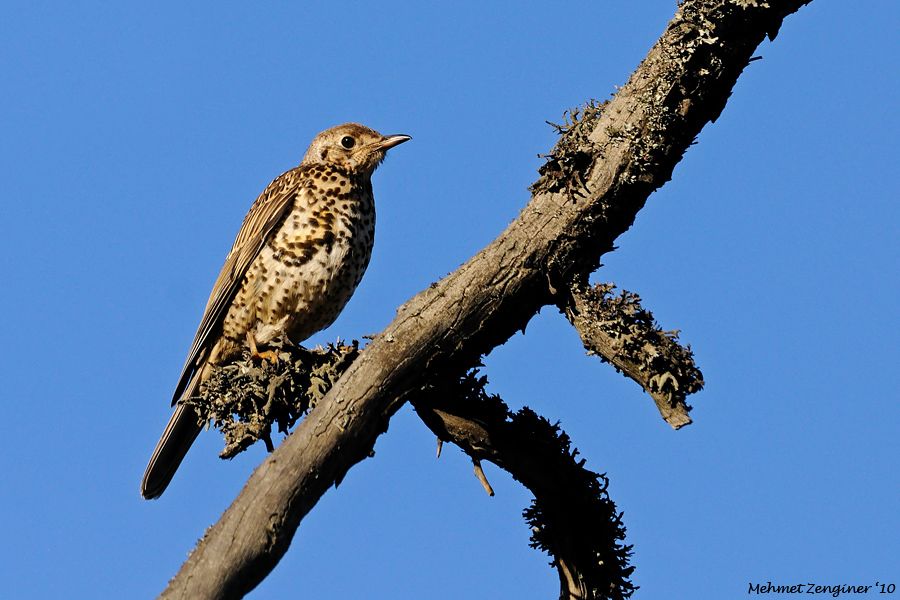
[223,177,376,347]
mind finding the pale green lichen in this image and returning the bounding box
[186,340,359,458]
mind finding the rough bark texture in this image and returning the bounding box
[160,1,812,598]
[562,281,703,429]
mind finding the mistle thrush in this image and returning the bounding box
[141,123,410,499]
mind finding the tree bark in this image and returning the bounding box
[562,281,703,429]
[160,1,813,598]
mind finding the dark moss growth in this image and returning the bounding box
[520,407,635,600]
[532,100,608,199]
[416,368,635,599]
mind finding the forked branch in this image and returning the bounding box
[160,2,813,598]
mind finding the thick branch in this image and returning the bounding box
[192,347,636,597]
[562,281,703,428]
[161,2,812,598]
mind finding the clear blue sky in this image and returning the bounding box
[2,2,897,598]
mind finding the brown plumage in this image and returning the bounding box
[141,123,410,499]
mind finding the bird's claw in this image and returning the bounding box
[246,333,279,363]
[251,349,280,364]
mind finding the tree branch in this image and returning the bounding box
[561,281,702,428]
[160,1,813,598]
[412,370,635,600]
[189,349,639,599]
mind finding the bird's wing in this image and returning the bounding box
[170,166,304,405]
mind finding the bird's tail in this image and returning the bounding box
[141,378,203,499]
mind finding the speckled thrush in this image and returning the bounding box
[141,124,410,499]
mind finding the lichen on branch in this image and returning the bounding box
[414,368,635,600]
[160,2,814,598]
[185,341,359,458]
[562,281,703,428]
[532,100,608,199]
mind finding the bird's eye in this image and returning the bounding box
[340,136,356,149]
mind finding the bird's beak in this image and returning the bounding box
[377,134,411,150]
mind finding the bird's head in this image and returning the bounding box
[302,123,410,175]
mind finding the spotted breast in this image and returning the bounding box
[222,164,375,350]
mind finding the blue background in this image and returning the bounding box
[2,2,897,598]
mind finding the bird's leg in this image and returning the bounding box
[246,332,279,363]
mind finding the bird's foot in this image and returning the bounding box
[246,333,280,363]
[252,349,280,363]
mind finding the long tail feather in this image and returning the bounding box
[141,378,203,499]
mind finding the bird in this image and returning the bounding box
[141,123,410,499]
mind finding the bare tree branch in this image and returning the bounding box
[160,1,813,598]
